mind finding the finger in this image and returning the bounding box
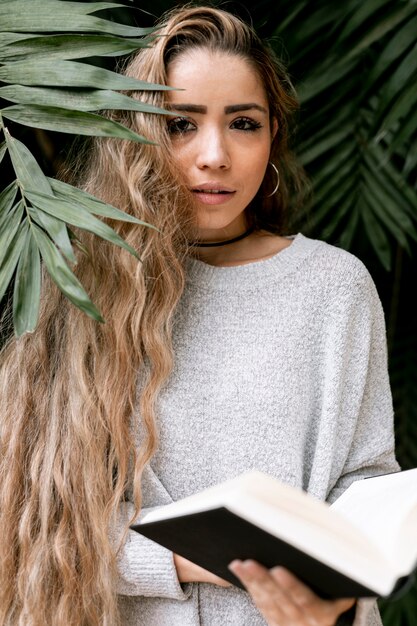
[229,560,302,624]
[270,567,318,606]
[271,568,356,623]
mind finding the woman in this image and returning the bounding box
[0,5,399,626]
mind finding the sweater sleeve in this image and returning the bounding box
[111,501,193,600]
[323,260,399,626]
[323,258,400,504]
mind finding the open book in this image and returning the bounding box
[131,468,417,599]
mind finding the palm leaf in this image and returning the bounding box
[0,202,24,267]
[0,33,153,61]
[27,206,76,264]
[12,226,41,335]
[0,218,28,304]
[0,0,169,334]
[48,177,157,228]
[0,86,170,114]
[2,105,155,143]
[0,1,153,36]
[0,183,18,231]
[0,59,170,91]
[25,190,140,259]
[0,142,6,164]
[30,222,103,322]
[4,131,52,193]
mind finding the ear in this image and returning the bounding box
[271,117,278,142]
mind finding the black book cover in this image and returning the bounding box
[132,506,390,599]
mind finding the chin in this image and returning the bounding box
[196,214,246,233]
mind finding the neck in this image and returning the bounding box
[189,223,254,264]
[191,224,255,248]
[189,231,292,267]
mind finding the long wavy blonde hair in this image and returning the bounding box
[0,5,303,625]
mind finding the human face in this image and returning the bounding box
[166,49,276,241]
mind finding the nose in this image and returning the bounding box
[195,127,231,170]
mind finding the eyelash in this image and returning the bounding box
[167,116,263,135]
[167,117,195,135]
[231,117,263,132]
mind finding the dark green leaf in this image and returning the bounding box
[362,152,417,233]
[68,229,91,260]
[273,2,310,34]
[0,2,153,37]
[376,43,417,126]
[0,33,152,61]
[2,134,76,260]
[0,182,18,231]
[0,142,6,164]
[4,131,52,193]
[310,159,355,216]
[298,58,357,103]
[321,195,354,240]
[0,85,171,115]
[376,83,417,136]
[47,2,131,15]
[0,201,24,267]
[0,219,28,304]
[370,140,417,213]
[403,141,417,178]
[26,190,140,259]
[360,208,392,271]
[0,60,171,91]
[308,143,356,189]
[13,228,41,335]
[311,176,355,229]
[294,5,341,43]
[362,185,411,253]
[48,177,157,229]
[344,4,417,61]
[338,206,359,250]
[27,206,76,264]
[0,33,37,50]
[30,222,103,322]
[0,1,130,17]
[366,14,417,89]
[338,0,404,42]
[2,105,155,144]
[298,129,350,167]
[296,101,354,156]
[389,107,417,154]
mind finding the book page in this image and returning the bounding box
[228,492,395,592]
[330,469,417,572]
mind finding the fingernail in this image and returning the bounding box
[228,559,242,573]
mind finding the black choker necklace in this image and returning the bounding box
[191,225,255,247]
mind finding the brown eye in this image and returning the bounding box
[167,117,195,134]
[231,117,263,131]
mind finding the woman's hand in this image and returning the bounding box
[228,560,355,626]
[174,553,231,587]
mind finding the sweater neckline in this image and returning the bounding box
[185,232,321,290]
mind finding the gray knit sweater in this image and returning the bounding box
[115,233,399,625]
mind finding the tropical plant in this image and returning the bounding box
[0,0,170,336]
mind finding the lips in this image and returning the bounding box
[190,183,236,206]
[190,182,235,193]
[193,189,230,194]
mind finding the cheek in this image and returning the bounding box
[240,144,270,188]
[170,144,194,179]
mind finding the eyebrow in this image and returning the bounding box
[165,103,268,114]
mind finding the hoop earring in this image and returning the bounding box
[266,161,280,197]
